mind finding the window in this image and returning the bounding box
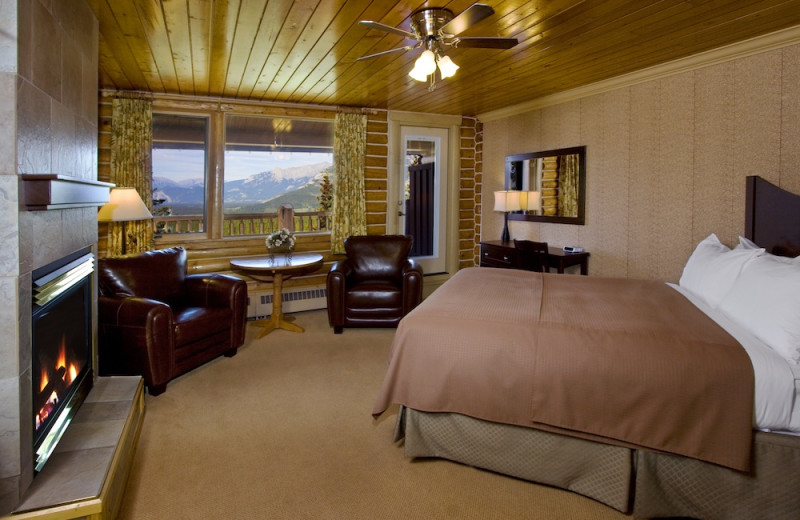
[223,115,334,237]
[151,114,209,234]
[151,111,334,238]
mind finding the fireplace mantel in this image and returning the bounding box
[21,175,113,211]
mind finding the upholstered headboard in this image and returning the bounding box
[745,175,800,257]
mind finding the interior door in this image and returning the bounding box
[397,126,449,274]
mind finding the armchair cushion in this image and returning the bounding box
[345,235,413,282]
[99,247,187,306]
[327,235,422,333]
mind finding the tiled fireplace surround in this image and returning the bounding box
[0,1,101,514]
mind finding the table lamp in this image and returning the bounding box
[494,190,521,243]
[97,187,153,255]
[520,190,541,214]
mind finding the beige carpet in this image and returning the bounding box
[117,310,629,520]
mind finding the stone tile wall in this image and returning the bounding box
[0,1,98,514]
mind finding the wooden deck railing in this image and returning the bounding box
[154,209,332,237]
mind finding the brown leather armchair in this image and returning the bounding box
[97,247,247,395]
[326,235,423,333]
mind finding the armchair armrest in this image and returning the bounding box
[185,273,247,308]
[98,295,174,395]
[326,260,354,331]
[401,259,423,314]
[184,273,248,348]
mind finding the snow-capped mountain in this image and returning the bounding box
[224,162,330,204]
[153,162,331,208]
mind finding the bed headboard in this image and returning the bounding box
[745,175,800,257]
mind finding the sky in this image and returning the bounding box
[153,149,333,183]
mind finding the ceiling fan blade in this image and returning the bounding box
[450,37,518,49]
[356,45,415,61]
[440,3,495,36]
[359,20,416,40]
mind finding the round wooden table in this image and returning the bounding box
[230,253,323,337]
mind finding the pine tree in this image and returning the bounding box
[316,168,334,230]
[316,168,333,211]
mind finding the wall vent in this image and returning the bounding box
[246,285,327,318]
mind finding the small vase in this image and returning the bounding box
[267,245,293,262]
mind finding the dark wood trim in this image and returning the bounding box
[21,175,114,211]
[506,145,587,225]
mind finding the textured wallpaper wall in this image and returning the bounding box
[483,43,800,282]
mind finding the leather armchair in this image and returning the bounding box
[97,247,247,395]
[326,235,423,333]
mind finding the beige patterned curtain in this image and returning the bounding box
[330,112,367,254]
[558,153,579,218]
[109,97,153,255]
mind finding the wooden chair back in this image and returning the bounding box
[513,239,550,272]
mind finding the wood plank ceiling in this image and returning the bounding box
[88,0,800,116]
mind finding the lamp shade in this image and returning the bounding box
[520,190,541,210]
[408,65,429,82]
[415,50,437,75]
[437,55,459,78]
[97,187,153,222]
[493,190,521,212]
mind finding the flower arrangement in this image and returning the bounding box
[266,228,296,250]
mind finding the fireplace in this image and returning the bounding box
[31,247,95,473]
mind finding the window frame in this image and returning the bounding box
[151,104,336,244]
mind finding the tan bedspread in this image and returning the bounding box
[372,267,755,471]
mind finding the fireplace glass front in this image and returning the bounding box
[32,248,94,472]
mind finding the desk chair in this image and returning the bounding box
[514,239,550,272]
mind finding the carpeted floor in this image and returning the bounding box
[117,310,629,519]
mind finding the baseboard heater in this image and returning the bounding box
[246,285,327,319]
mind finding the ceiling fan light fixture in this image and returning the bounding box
[415,50,437,76]
[437,55,459,78]
[408,65,429,82]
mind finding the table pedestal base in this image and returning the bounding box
[230,253,324,338]
[253,314,302,337]
[253,272,305,338]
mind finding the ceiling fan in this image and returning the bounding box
[358,3,517,87]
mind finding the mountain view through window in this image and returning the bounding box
[152,113,334,236]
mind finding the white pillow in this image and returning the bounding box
[679,233,763,308]
[718,254,800,365]
[736,235,800,265]
[735,236,760,250]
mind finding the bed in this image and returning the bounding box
[372,175,800,519]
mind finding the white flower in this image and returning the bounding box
[266,228,296,249]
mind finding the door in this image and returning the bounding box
[397,126,449,274]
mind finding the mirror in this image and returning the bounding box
[505,146,586,225]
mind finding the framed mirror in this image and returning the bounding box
[505,146,586,225]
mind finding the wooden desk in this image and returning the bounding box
[230,253,323,337]
[479,240,590,275]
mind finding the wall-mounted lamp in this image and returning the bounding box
[97,187,153,255]
[494,190,521,243]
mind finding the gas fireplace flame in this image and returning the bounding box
[36,334,80,431]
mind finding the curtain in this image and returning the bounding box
[109,97,153,255]
[330,112,367,254]
[558,154,579,218]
